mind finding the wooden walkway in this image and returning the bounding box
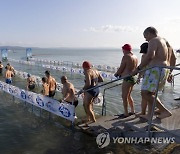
[78,108,180,142]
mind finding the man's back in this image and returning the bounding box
[121,54,138,76]
[148,37,168,66]
[62,81,75,102]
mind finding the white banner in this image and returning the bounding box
[0,81,75,122]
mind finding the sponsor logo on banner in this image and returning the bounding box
[57,84,62,91]
[9,87,13,94]
[21,90,26,99]
[46,101,56,112]
[27,94,34,103]
[36,96,44,107]
[59,104,71,117]
[3,84,7,91]
[0,82,3,90]
[13,88,19,96]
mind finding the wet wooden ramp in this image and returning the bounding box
[78,108,180,141]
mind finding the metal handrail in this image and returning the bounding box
[82,65,180,94]
[84,64,180,138]
[102,82,122,116]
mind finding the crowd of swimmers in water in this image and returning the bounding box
[0,26,178,125]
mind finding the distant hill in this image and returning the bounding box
[0,46,39,50]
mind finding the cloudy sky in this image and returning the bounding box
[0,0,180,49]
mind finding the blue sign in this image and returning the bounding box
[1,49,8,60]
[36,96,44,107]
[46,101,56,112]
[26,48,32,59]
[59,104,71,117]
[21,91,26,99]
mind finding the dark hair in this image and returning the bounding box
[61,76,67,81]
[140,42,148,54]
[42,77,47,83]
[45,70,50,75]
[144,27,158,35]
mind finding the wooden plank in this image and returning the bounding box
[153,108,180,130]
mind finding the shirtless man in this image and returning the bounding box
[132,27,172,120]
[27,74,36,91]
[7,63,15,76]
[41,77,49,96]
[5,65,14,84]
[45,70,57,98]
[114,44,138,118]
[0,61,3,74]
[165,40,176,83]
[61,76,78,107]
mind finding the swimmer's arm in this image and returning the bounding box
[54,80,57,90]
[5,71,8,78]
[27,79,29,89]
[63,88,71,101]
[83,71,91,90]
[115,56,126,76]
[98,73,104,82]
[170,49,176,73]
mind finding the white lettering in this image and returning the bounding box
[118,137,124,144]
[112,137,118,143]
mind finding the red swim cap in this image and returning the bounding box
[122,44,132,51]
[82,61,91,69]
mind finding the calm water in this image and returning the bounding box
[0,48,180,153]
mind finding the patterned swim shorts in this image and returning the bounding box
[141,67,168,92]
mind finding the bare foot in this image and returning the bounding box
[157,111,172,119]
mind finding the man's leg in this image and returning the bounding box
[128,85,135,113]
[122,81,131,116]
[141,90,171,119]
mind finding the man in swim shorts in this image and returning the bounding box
[45,70,57,98]
[133,27,172,120]
[5,65,14,84]
[61,76,78,107]
[114,44,138,118]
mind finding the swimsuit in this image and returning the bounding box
[86,78,100,97]
[141,67,168,92]
[6,78,12,84]
[49,90,56,97]
[65,100,79,107]
[124,76,136,85]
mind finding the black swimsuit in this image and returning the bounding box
[86,78,99,97]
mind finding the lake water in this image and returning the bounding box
[0,48,180,153]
